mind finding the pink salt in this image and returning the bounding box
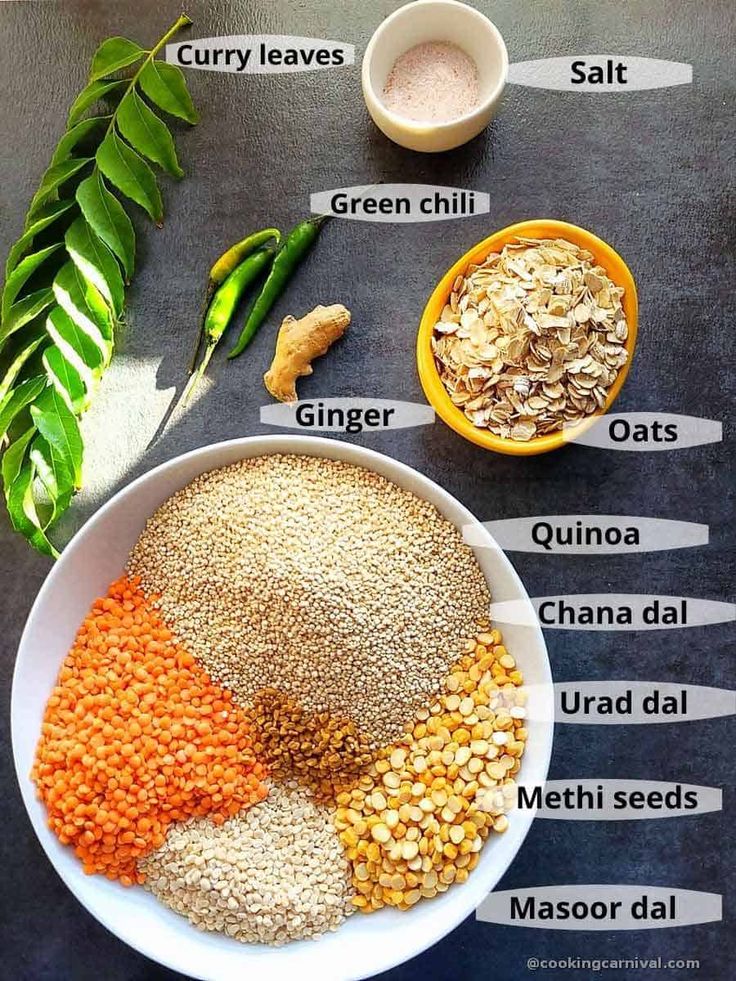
[382,41,480,123]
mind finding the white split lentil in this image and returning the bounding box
[128,454,491,746]
[141,782,354,945]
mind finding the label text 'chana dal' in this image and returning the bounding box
[508,56,692,91]
[464,516,708,554]
[489,594,735,630]
[166,35,353,73]
[476,886,721,930]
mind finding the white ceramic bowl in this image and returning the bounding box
[12,435,552,981]
[361,0,508,152]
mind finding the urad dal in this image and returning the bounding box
[141,781,354,944]
[432,237,629,440]
[128,454,491,746]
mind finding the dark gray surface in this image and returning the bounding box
[1,1,733,979]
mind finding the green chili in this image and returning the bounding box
[227,215,330,360]
[183,244,277,405]
[189,227,281,373]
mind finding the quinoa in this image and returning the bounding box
[127,454,491,746]
[141,781,354,944]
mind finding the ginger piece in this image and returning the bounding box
[264,304,351,403]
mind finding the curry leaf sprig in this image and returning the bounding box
[0,15,197,556]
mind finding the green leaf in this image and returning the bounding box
[89,37,147,82]
[68,79,125,127]
[117,89,182,177]
[76,173,135,280]
[0,288,55,347]
[2,426,34,492]
[30,433,74,525]
[0,328,47,404]
[53,262,114,356]
[65,216,124,316]
[2,244,62,320]
[97,130,163,223]
[5,454,57,557]
[52,116,111,166]
[6,200,76,279]
[26,157,93,226]
[0,376,47,442]
[139,60,198,124]
[30,385,83,488]
[45,306,105,384]
[42,346,88,414]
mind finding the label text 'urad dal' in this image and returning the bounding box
[465,516,708,554]
[520,681,736,725]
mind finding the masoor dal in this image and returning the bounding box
[128,455,491,746]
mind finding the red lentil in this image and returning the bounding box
[31,576,267,884]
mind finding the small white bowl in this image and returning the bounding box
[12,435,552,980]
[362,0,508,153]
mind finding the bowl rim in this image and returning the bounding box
[361,0,509,133]
[416,219,639,455]
[11,434,553,979]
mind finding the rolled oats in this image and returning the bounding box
[432,238,629,440]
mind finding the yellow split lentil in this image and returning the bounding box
[335,628,527,911]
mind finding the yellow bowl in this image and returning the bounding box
[416,219,638,456]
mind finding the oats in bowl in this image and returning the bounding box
[431,238,629,440]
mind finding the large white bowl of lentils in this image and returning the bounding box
[13,435,553,980]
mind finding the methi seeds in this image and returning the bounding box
[128,454,491,746]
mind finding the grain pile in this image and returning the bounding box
[128,455,490,746]
[141,781,354,944]
[32,576,267,884]
[432,237,629,440]
[336,627,526,911]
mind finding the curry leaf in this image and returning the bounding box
[65,216,124,316]
[117,89,183,177]
[53,262,114,357]
[0,376,47,442]
[0,288,55,347]
[97,130,163,223]
[5,454,58,557]
[68,79,125,127]
[0,328,47,404]
[139,60,198,124]
[2,244,62,320]
[6,200,76,278]
[30,385,83,488]
[45,306,105,383]
[30,433,75,526]
[52,116,111,166]
[42,347,88,414]
[76,173,135,280]
[0,15,196,555]
[89,37,147,82]
[26,157,93,226]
